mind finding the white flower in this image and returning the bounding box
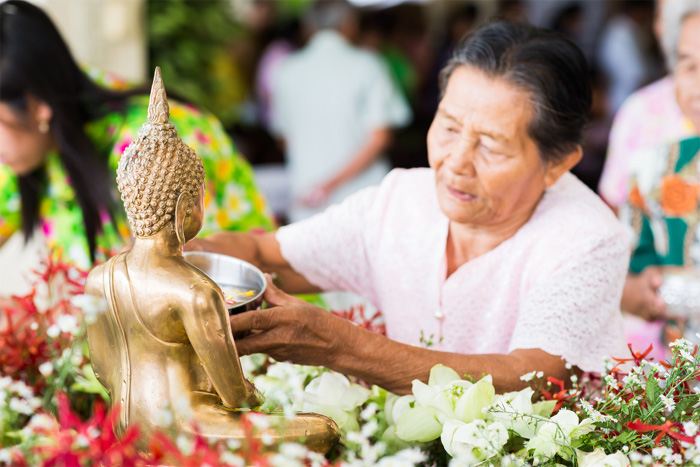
[27,413,58,431]
[248,412,272,431]
[684,421,699,437]
[576,448,630,467]
[220,451,245,467]
[375,448,426,466]
[441,419,508,462]
[526,409,594,458]
[395,366,495,443]
[669,338,693,349]
[361,402,378,421]
[9,397,33,415]
[680,349,695,363]
[39,362,54,377]
[176,434,194,456]
[362,419,380,438]
[10,381,34,399]
[46,325,60,338]
[520,371,537,382]
[154,407,174,427]
[652,446,672,459]
[173,395,193,420]
[302,372,370,434]
[279,442,309,459]
[226,439,242,450]
[0,449,12,464]
[56,314,80,336]
[488,387,547,439]
[659,394,676,412]
[70,294,107,324]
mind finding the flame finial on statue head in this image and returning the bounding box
[147,66,170,124]
[117,66,205,237]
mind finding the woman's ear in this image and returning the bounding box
[174,192,191,245]
[26,95,53,126]
[544,146,583,187]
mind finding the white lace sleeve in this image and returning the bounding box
[276,185,379,302]
[509,234,629,373]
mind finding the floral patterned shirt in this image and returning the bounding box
[599,76,696,207]
[620,136,700,273]
[0,96,274,269]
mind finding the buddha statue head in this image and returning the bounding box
[116,66,205,245]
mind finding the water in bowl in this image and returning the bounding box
[220,284,259,308]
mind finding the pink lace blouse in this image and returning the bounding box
[277,168,629,372]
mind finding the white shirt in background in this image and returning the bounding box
[271,30,411,222]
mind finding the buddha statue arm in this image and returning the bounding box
[179,286,263,408]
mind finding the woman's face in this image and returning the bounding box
[427,65,561,228]
[675,12,700,133]
[0,99,52,176]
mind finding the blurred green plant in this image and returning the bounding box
[147,0,246,127]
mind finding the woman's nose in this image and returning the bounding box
[445,139,476,177]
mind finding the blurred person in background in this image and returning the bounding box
[597,0,658,117]
[0,1,273,295]
[599,0,695,209]
[270,0,411,223]
[616,0,700,360]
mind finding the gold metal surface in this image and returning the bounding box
[85,67,339,453]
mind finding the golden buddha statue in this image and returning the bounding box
[85,68,339,453]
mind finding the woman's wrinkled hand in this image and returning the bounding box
[229,274,352,367]
[621,267,667,321]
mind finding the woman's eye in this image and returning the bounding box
[479,143,502,158]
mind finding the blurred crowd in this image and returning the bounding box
[182,0,665,222]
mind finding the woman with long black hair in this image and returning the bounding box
[0,1,273,291]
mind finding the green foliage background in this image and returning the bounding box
[147,0,244,127]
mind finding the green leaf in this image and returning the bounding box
[646,378,661,406]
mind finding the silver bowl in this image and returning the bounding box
[184,251,266,315]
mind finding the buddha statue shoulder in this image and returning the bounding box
[85,68,339,453]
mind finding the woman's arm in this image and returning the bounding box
[186,231,322,294]
[230,277,571,394]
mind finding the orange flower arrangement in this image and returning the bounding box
[660,174,700,216]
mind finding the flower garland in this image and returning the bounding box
[2,255,700,466]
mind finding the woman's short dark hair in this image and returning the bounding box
[440,21,591,165]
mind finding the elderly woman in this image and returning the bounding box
[191,22,628,394]
[617,0,700,347]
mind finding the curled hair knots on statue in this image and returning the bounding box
[116,68,205,237]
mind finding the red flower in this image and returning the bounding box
[626,419,695,446]
[34,393,149,467]
[332,305,386,336]
[612,344,655,367]
[542,377,575,412]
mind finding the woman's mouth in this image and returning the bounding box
[447,185,476,202]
